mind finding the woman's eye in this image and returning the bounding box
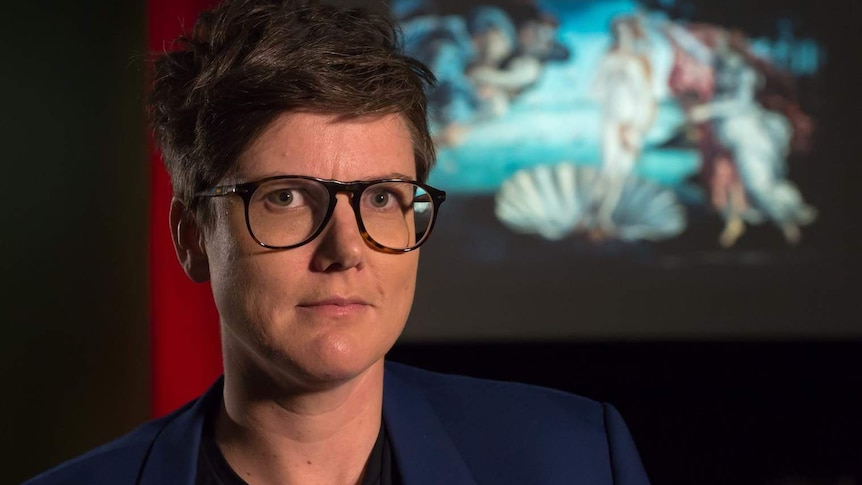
[370,191,391,208]
[265,189,303,207]
[366,188,404,210]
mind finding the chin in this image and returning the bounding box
[272,332,387,388]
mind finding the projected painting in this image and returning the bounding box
[395,0,821,250]
[389,0,855,341]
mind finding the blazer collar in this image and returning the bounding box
[383,364,477,485]
[137,378,222,485]
[138,365,477,485]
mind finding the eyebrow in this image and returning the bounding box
[379,172,416,181]
[233,172,417,183]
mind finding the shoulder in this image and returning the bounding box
[22,400,196,485]
[384,361,650,484]
[385,361,610,444]
[387,360,603,411]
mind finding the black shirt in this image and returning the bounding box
[195,407,401,485]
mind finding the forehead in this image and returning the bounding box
[234,111,416,182]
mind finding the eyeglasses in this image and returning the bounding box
[195,175,446,253]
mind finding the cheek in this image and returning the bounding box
[388,253,419,316]
[206,247,260,329]
[221,253,305,303]
[205,213,308,329]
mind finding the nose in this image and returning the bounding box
[310,193,365,272]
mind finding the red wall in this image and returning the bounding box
[147,0,222,418]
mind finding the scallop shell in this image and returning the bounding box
[494,163,686,242]
[610,173,687,241]
[495,163,593,240]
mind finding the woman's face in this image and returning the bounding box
[200,112,420,390]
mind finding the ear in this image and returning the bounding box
[169,198,210,283]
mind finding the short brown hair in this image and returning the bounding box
[149,0,437,212]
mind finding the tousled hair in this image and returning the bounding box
[149,0,437,215]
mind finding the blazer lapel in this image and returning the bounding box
[137,371,477,485]
[137,378,223,485]
[383,365,477,485]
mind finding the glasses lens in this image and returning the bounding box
[247,178,329,247]
[360,181,434,250]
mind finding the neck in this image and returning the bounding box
[216,354,385,485]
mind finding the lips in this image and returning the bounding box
[298,297,370,307]
[296,297,372,317]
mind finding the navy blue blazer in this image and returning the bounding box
[25,362,650,484]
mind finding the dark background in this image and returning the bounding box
[1,1,150,484]
[1,0,859,484]
[389,342,862,484]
